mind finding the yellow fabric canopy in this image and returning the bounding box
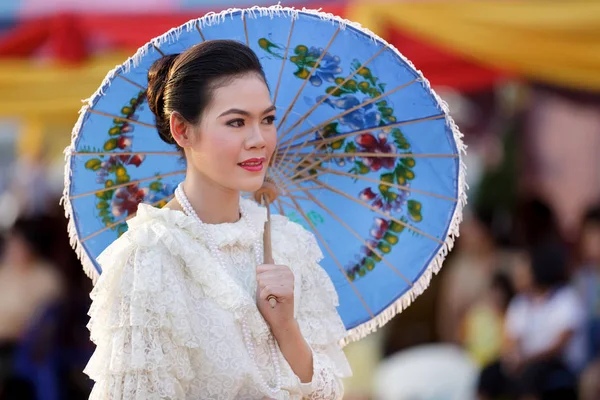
[348,0,600,92]
[0,53,128,118]
[0,53,129,159]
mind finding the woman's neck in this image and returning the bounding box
[182,174,241,225]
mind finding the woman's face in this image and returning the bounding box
[185,74,277,193]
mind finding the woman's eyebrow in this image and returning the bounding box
[218,105,276,118]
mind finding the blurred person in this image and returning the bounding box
[0,215,64,399]
[477,239,585,400]
[0,216,64,340]
[437,208,508,344]
[462,271,515,368]
[572,206,600,363]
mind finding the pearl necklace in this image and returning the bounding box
[174,184,282,395]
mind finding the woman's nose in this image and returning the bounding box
[247,125,267,149]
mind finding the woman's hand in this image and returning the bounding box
[256,264,296,332]
[256,264,314,383]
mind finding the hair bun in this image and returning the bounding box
[147,53,180,145]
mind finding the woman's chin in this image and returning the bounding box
[235,176,267,194]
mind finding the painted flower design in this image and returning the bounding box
[93,154,145,185]
[360,184,410,213]
[307,49,342,86]
[319,95,381,131]
[111,184,149,217]
[288,45,343,86]
[355,132,396,172]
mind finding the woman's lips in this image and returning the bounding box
[238,158,265,172]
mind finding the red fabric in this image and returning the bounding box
[50,13,87,62]
[0,17,49,57]
[82,14,199,50]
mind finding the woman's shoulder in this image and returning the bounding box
[96,203,194,270]
[88,205,199,353]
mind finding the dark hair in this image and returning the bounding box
[9,215,58,260]
[146,40,268,146]
[528,238,569,289]
[514,197,561,247]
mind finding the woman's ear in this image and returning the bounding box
[170,112,193,148]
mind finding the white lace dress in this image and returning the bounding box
[84,198,352,399]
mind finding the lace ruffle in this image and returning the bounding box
[86,234,198,399]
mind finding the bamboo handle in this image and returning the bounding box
[254,180,279,308]
[262,193,274,265]
[262,193,276,308]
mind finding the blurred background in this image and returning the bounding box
[1,0,599,399]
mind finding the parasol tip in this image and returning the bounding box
[253,178,279,206]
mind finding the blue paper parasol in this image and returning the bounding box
[62,5,466,343]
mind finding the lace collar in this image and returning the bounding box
[131,197,268,249]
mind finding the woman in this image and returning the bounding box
[84,40,352,399]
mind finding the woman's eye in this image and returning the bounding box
[263,116,276,125]
[227,119,245,128]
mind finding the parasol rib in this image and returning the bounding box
[116,75,147,91]
[151,43,165,57]
[195,21,206,41]
[87,109,156,128]
[272,18,296,105]
[69,170,185,200]
[275,28,341,133]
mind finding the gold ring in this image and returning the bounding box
[267,295,277,308]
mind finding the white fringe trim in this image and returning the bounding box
[61,3,467,342]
